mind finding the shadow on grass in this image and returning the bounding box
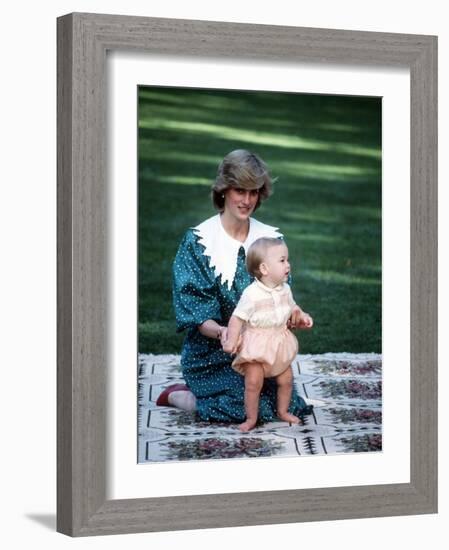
[138,87,381,355]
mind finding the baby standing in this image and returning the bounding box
[222,237,313,432]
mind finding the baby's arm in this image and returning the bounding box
[222,315,244,354]
[287,286,313,329]
[289,305,313,328]
[297,308,313,328]
[223,286,254,353]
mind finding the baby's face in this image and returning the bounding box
[262,243,291,286]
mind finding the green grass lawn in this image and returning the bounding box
[138,88,381,354]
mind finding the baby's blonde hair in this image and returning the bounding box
[246,237,285,279]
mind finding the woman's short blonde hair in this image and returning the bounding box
[246,237,285,279]
[211,149,275,211]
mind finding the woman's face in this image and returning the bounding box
[223,187,259,221]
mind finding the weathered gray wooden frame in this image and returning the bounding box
[57,12,438,537]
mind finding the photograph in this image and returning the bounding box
[0,0,442,542]
[137,86,383,463]
[53,10,437,536]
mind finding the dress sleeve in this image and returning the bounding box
[232,287,255,322]
[172,230,222,332]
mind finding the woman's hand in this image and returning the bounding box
[288,305,314,330]
[198,320,229,342]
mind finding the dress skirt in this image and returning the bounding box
[232,325,298,378]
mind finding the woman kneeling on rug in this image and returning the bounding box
[157,149,313,424]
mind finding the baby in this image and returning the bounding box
[223,237,313,432]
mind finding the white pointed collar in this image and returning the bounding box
[254,278,285,293]
[192,214,283,289]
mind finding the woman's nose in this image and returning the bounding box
[242,191,255,203]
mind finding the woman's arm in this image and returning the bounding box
[172,230,222,334]
[198,319,227,343]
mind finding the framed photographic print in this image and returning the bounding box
[136,86,383,465]
[57,12,437,536]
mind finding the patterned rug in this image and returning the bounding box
[138,353,382,463]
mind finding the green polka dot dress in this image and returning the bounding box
[172,216,313,423]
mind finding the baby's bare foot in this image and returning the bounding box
[239,419,257,432]
[278,412,303,424]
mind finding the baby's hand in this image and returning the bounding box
[222,340,235,354]
[288,306,313,329]
[222,334,241,355]
[299,312,313,329]
[219,327,228,347]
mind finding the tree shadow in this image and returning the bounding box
[137,87,382,355]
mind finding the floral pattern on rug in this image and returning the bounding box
[312,359,382,377]
[138,352,382,463]
[163,437,285,461]
[318,379,382,400]
[337,433,383,453]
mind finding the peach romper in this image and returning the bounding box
[231,279,298,378]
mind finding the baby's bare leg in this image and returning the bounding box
[240,363,265,432]
[276,367,302,424]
